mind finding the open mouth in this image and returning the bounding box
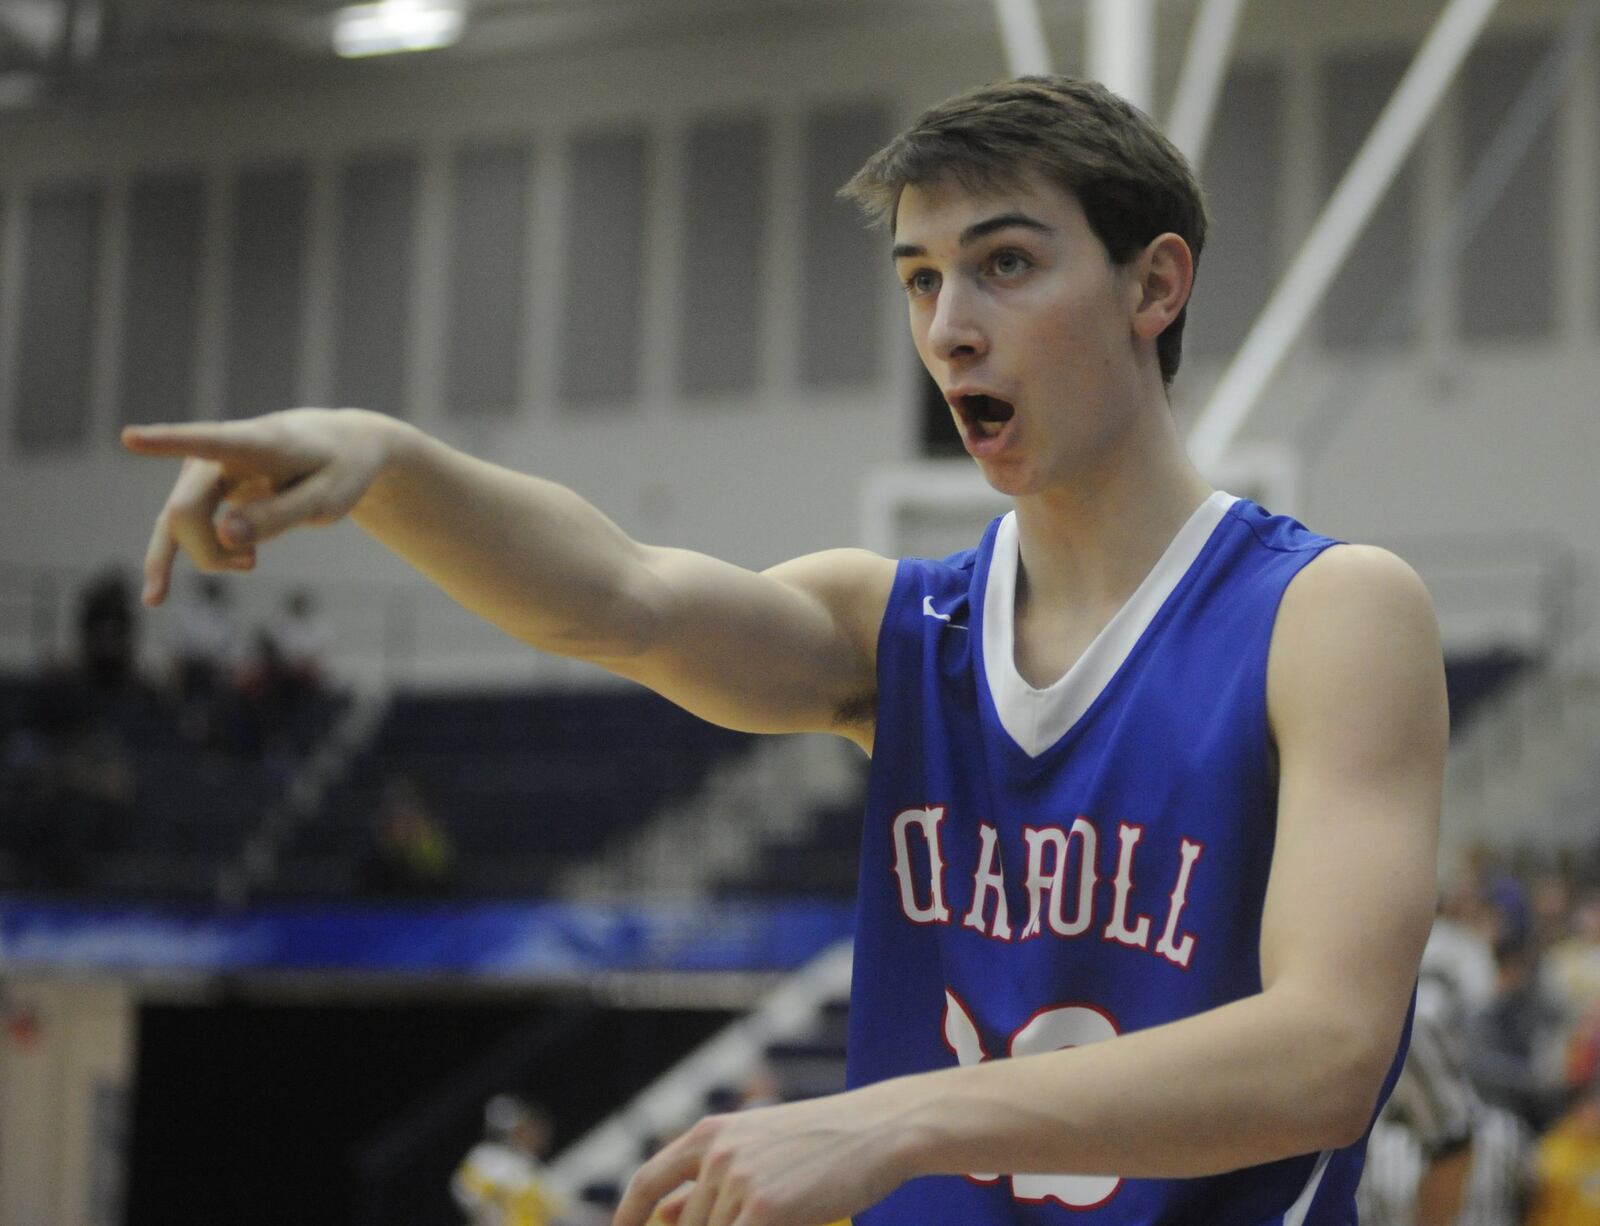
[956,393,1016,438]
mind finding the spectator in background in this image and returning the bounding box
[360,773,456,895]
[1363,947,1536,1226]
[1532,868,1577,954]
[1457,1105,1536,1226]
[233,628,297,765]
[1362,850,1600,1226]
[1487,871,1536,954]
[451,1095,566,1226]
[0,656,133,888]
[1469,932,1576,1133]
[1437,849,1503,974]
[1527,1080,1600,1225]
[166,576,242,748]
[1427,888,1499,1023]
[1359,941,1490,1226]
[270,588,333,692]
[1548,890,1600,1026]
[268,587,338,752]
[76,568,139,693]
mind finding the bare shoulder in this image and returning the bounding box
[762,548,896,749]
[1277,543,1439,643]
[1268,543,1447,754]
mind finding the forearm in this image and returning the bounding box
[875,987,1390,1181]
[351,414,656,660]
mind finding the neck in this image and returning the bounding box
[1011,406,1213,619]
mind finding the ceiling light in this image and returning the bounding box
[332,0,465,58]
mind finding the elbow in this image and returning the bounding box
[1301,1024,1395,1151]
[1314,1099,1375,1153]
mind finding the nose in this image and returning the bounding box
[926,279,987,365]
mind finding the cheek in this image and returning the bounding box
[1051,294,1127,360]
[906,308,932,357]
[1025,300,1098,364]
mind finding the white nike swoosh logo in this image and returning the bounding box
[922,595,968,628]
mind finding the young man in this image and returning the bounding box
[125,77,1445,1226]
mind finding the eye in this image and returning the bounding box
[902,268,939,297]
[988,248,1032,277]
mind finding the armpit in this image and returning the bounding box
[833,688,878,742]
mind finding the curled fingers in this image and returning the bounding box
[218,463,360,547]
[143,458,254,605]
[615,1130,710,1226]
[656,1185,695,1225]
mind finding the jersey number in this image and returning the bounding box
[942,990,1123,1210]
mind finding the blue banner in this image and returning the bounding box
[0,896,855,977]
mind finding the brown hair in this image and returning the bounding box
[839,76,1207,386]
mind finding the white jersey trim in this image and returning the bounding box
[981,491,1238,759]
[1282,1148,1333,1226]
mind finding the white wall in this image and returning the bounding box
[0,8,1008,684]
[0,0,1596,683]
[0,976,136,1226]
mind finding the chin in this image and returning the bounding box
[974,459,1041,500]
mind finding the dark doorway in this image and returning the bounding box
[126,997,733,1226]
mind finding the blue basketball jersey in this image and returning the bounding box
[848,492,1410,1225]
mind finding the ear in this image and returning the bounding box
[1129,233,1194,343]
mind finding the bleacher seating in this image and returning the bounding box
[0,669,344,901]
[1444,647,1529,734]
[714,801,862,901]
[268,687,756,899]
[0,644,1537,907]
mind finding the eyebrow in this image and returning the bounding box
[890,212,1055,261]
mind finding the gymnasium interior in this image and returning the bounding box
[2,0,1598,1221]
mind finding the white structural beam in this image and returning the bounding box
[1088,0,1155,111]
[1166,0,1247,174]
[1188,0,1502,475]
[549,941,854,1194]
[993,0,1052,77]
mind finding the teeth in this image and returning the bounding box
[976,419,1004,437]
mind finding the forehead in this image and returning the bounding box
[891,172,1086,246]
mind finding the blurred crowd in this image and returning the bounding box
[1361,845,1600,1225]
[7,575,1600,1226]
[165,575,335,760]
[0,568,349,889]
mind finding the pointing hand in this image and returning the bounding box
[121,408,398,606]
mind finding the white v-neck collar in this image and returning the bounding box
[982,491,1238,758]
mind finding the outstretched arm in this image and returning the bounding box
[615,544,1447,1226]
[123,409,893,745]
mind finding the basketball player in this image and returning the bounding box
[123,77,1446,1225]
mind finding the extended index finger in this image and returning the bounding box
[121,421,280,465]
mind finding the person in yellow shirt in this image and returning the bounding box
[1528,1078,1600,1226]
[451,1096,566,1226]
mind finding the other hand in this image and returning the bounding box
[615,1090,910,1226]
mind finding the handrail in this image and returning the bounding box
[0,530,1587,691]
[0,560,614,693]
